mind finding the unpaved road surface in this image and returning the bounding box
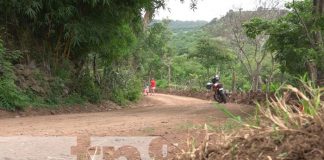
[0,94,253,136]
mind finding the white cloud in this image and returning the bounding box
[154,0,290,21]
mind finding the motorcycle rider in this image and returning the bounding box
[211,74,227,103]
[211,75,220,84]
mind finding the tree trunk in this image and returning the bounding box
[256,64,263,92]
[258,76,263,92]
[143,10,153,30]
[266,73,273,94]
[93,54,100,85]
[251,74,258,92]
[251,65,262,92]
[267,52,275,93]
[168,65,171,86]
[312,0,324,83]
[306,60,318,83]
[232,68,237,93]
[148,68,152,81]
[314,0,324,46]
[76,59,86,79]
[168,64,171,92]
[314,0,324,14]
[93,54,97,77]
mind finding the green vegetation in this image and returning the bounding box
[0,0,323,111]
[0,0,167,109]
[244,0,324,82]
[258,78,324,129]
[152,20,208,32]
[0,41,29,111]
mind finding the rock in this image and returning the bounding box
[63,88,69,95]
[29,78,37,85]
[20,82,29,90]
[31,85,45,94]
[115,106,122,110]
[15,69,24,75]
[28,61,36,69]
[22,68,32,77]
[44,76,51,81]
[15,76,25,85]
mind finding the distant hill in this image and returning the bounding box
[168,20,208,32]
[157,8,287,55]
[151,20,208,32]
[204,8,287,38]
[149,20,208,54]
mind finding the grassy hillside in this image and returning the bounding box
[204,9,287,38]
[151,20,208,33]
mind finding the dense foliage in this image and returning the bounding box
[0,41,29,111]
[0,0,322,110]
[244,0,324,77]
[0,0,167,109]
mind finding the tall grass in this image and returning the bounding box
[258,78,324,130]
[176,124,213,160]
[176,77,323,159]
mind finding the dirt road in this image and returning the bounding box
[0,94,253,136]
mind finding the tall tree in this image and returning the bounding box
[190,38,231,78]
[245,0,324,84]
[225,7,283,91]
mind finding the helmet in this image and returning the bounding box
[212,75,220,84]
[214,75,220,81]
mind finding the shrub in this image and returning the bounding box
[156,79,168,89]
[103,65,142,105]
[125,77,141,101]
[262,82,281,93]
[108,75,141,105]
[0,40,29,111]
[0,79,29,111]
[44,77,70,105]
[111,88,127,105]
[54,60,74,81]
[63,93,85,105]
[78,70,101,103]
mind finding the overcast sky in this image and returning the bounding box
[155,0,290,22]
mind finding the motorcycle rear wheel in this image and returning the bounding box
[219,90,227,103]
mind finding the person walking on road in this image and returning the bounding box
[150,78,156,95]
[143,81,149,96]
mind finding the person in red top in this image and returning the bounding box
[150,78,156,95]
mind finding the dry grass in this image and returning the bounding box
[176,79,324,160]
[258,80,324,130]
[175,124,213,160]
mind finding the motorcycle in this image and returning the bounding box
[206,82,227,103]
